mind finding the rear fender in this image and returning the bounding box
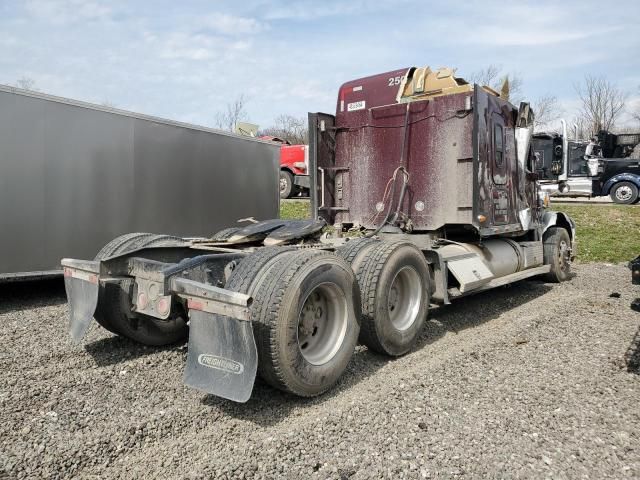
[602,173,640,195]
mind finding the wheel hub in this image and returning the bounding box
[387,266,422,331]
[558,239,571,269]
[616,186,633,202]
[297,283,348,365]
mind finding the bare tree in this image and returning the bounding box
[467,65,502,87]
[531,94,562,130]
[633,86,640,124]
[260,114,308,144]
[467,65,523,103]
[574,75,626,135]
[215,94,248,132]
[15,76,38,91]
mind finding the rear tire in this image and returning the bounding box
[211,227,240,242]
[355,242,430,356]
[97,279,188,346]
[229,250,360,397]
[280,171,293,199]
[336,238,379,272]
[610,181,639,204]
[93,233,188,345]
[542,227,572,283]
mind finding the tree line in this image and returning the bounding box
[467,64,634,138]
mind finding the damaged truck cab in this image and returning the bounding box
[62,66,576,404]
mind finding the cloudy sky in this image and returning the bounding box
[1,0,639,130]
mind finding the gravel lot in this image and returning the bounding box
[1,263,640,479]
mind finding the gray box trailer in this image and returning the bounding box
[0,85,279,280]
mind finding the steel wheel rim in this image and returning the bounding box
[297,282,348,365]
[616,186,632,202]
[558,239,570,270]
[388,266,422,331]
[279,176,288,193]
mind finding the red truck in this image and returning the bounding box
[260,136,309,198]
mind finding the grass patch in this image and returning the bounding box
[280,199,311,220]
[280,199,639,264]
[554,204,640,263]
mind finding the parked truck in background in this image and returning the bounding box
[259,135,310,198]
[62,65,576,404]
[534,122,640,204]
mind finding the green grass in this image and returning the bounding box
[553,204,640,263]
[280,199,311,220]
[280,199,640,264]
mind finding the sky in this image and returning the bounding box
[1,0,639,131]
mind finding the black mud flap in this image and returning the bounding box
[184,311,257,403]
[171,277,257,403]
[61,259,100,343]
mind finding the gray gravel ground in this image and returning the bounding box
[1,263,640,479]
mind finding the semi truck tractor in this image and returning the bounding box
[62,66,576,403]
[259,135,310,198]
[534,122,640,204]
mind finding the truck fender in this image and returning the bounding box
[542,211,576,260]
[602,173,640,195]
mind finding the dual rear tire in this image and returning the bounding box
[229,240,431,397]
[338,239,431,356]
[226,248,361,397]
[93,233,189,346]
[93,233,432,396]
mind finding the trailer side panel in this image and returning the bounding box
[0,87,279,277]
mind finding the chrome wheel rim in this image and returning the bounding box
[616,186,633,202]
[279,177,288,193]
[297,283,348,365]
[388,266,422,331]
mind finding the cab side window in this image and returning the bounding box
[494,124,504,168]
[492,122,506,185]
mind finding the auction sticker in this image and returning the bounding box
[347,100,366,112]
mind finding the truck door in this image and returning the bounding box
[491,112,510,225]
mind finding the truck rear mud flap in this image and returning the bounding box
[62,258,258,403]
[61,259,100,342]
[173,278,257,403]
[184,311,257,403]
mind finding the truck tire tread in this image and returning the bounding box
[247,250,360,396]
[356,241,429,356]
[541,226,571,283]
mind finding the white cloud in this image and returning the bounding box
[25,0,111,24]
[2,0,639,130]
[469,26,599,47]
[151,32,251,61]
[259,0,401,20]
[200,13,265,36]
